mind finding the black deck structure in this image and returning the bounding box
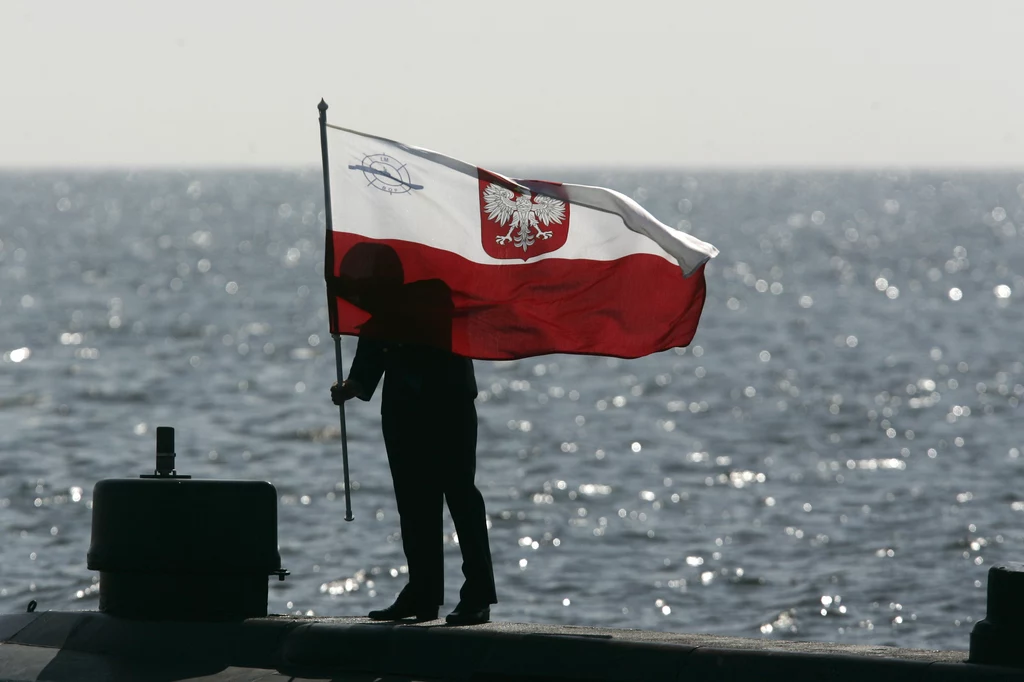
[1,610,1022,681]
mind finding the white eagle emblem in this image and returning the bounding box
[482,183,567,252]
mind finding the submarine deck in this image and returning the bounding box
[1,611,1020,681]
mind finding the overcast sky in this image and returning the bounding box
[2,0,1022,168]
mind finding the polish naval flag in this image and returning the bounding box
[323,124,718,360]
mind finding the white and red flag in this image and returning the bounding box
[324,125,718,360]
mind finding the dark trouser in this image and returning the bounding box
[381,398,497,607]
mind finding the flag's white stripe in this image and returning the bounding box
[327,126,718,275]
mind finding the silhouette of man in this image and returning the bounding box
[329,243,497,625]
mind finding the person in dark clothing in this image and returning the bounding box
[329,243,497,626]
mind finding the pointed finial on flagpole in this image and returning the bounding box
[318,99,328,114]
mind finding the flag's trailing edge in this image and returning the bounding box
[323,124,718,361]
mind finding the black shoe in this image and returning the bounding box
[368,600,438,622]
[445,602,490,626]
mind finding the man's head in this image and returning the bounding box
[335,242,404,311]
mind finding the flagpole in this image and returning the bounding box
[319,98,354,523]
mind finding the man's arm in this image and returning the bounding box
[341,336,387,401]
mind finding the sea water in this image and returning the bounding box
[0,169,1021,650]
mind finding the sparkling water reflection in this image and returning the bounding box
[0,169,1022,651]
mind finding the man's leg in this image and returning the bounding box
[383,407,445,607]
[442,400,497,606]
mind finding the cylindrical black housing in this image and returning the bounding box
[969,562,1024,667]
[87,477,283,621]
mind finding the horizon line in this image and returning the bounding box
[2,163,1024,174]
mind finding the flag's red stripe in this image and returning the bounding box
[328,233,707,360]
